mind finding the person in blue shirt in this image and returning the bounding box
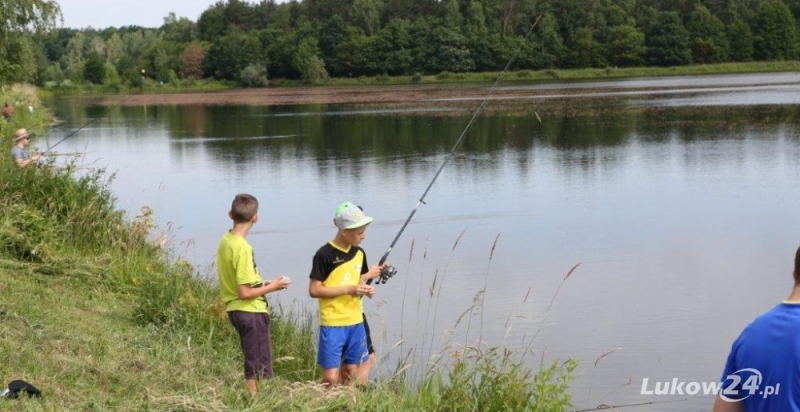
[11,128,42,168]
[713,245,800,412]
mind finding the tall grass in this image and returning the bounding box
[0,84,583,411]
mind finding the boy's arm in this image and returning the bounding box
[238,277,289,300]
[309,279,370,298]
[359,250,385,282]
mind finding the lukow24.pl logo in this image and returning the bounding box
[640,369,779,401]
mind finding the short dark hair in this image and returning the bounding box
[795,246,800,277]
[231,194,258,223]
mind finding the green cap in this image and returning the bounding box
[334,202,373,229]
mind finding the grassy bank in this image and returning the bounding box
[42,78,238,96]
[271,60,800,87]
[43,60,800,97]
[0,84,577,411]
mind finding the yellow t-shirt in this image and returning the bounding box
[310,242,368,326]
[216,231,268,313]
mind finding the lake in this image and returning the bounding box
[45,72,800,411]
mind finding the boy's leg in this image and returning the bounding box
[254,313,274,379]
[341,323,369,385]
[318,326,347,387]
[229,311,272,396]
[354,313,375,385]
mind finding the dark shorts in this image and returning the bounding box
[228,311,273,380]
[363,313,374,355]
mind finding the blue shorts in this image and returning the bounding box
[318,324,369,369]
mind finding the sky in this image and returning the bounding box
[55,0,221,29]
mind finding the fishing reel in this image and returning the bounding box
[375,265,398,285]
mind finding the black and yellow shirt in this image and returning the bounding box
[310,242,369,326]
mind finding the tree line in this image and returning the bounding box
[6,0,800,88]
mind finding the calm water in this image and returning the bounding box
[45,73,800,411]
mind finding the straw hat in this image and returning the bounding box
[14,128,29,141]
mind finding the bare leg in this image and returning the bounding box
[246,379,257,397]
[321,367,341,388]
[355,353,376,385]
[340,363,359,386]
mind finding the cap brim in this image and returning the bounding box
[344,216,373,229]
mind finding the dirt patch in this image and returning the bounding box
[77,84,490,107]
[64,83,654,116]
[65,82,759,119]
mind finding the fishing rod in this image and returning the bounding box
[369,15,543,285]
[41,119,93,155]
[40,92,138,155]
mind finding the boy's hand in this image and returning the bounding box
[351,284,374,297]
[271,276,291,291]
[363,264,386,281]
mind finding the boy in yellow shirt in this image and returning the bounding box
[309,202,384,387]
[217,193,291,396]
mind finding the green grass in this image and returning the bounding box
[0,84,579,411]
[39,60,800,96]
[42,78,238,96]
[274,60,800,87]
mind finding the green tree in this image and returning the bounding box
[83,52,106,84]
[686,4,729,63]
[89,36,106,57]
[125,30,146,60]
[294,37,329,83]
[63,32,85,81]
[160,12,198,43]
[645,11,692,66]
[464,0,493,71]
[443,0,462,27]
[6,36,41,84]
[197,0,252,41]
[260,28,298,79]
[318,15,349,77]
[105,33,125,65]
[351,0,382,36]
[334,27,377,76]
[751,0,798,60]
[727,17,754,61]
[551,0,602,68]
[517,12,565,70]
[104,62,121,85]
[0,0,61,85]
[41,28,76,65]
[42,62,64,83]
[570,27,598,68]
[606,23,646,67]
[374,19,413,75]
[240,63,268,87]
[429,25,474,73]
[203,29,263,80]
[304,0,351,23]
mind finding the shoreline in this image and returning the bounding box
[44,62,800,109]
[46,70,800,120]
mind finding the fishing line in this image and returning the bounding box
[41,119,94,155]
[41,93,138,155]
[370,14,543,285]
